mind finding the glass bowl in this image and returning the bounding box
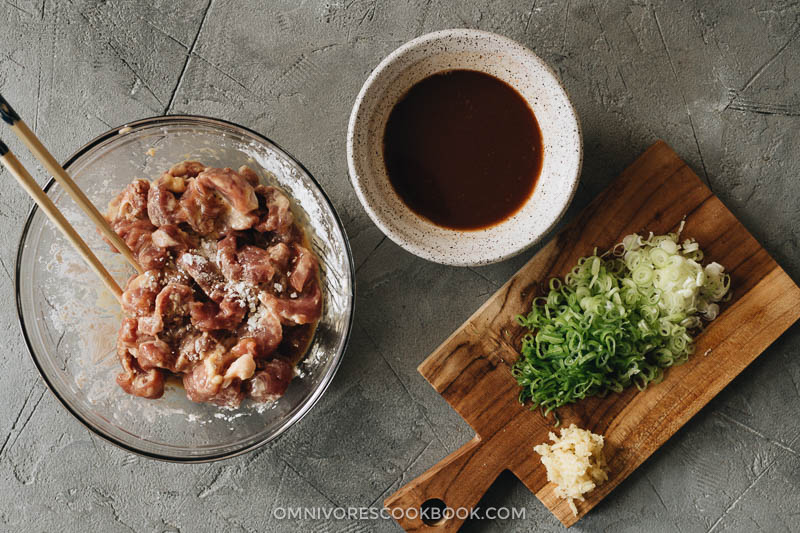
[15,116,355,462]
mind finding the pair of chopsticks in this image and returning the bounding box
[0,94,143,302]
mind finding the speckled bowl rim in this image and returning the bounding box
[15,115,356,463]
[347,29,583,266]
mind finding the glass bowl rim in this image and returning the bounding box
[14,114,356,463]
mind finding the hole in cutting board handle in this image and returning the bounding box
[420,498,449,526]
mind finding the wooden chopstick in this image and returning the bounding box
[0,94,144,275]
[0,138,122,302]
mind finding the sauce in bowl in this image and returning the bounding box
[383,69,543,230]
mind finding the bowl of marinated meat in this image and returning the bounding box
[15,116,354,461]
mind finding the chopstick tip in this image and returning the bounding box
[0,94,20,126]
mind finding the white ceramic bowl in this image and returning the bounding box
[347,29,582,266]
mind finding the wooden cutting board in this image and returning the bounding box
[384,141,800,530]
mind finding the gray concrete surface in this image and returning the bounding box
[1,0,799,531]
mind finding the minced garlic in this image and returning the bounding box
[534,424,609,515]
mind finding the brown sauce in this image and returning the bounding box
[383,69,543,230]
[280,323,317,366]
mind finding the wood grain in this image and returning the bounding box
[384,141,800,530]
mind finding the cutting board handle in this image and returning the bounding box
[384,435,505,532]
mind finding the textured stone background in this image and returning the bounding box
[1,1,799,531]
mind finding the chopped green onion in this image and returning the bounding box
[513,230,731,417]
